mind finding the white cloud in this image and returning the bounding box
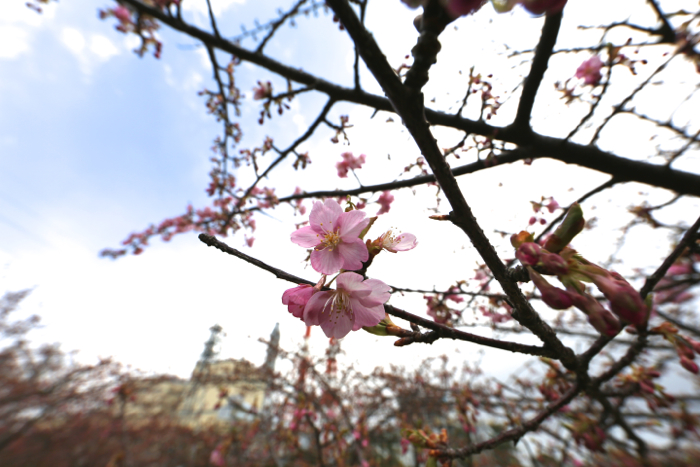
[182,0,245,17]
[0,25,30,59]
[61,28,122,76]
[90,34,119,61]
[61,27,86,56]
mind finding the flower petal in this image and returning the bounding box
[320,313,354,338]
[349,298,384,330]
[309,199,342,233]
[337,210,369,238]
[291,225,321,248]
[336,272,371,298]
[311,249,344,275]
[282,285,314,319]
[336,238,369,271]
[358,278,390,307]
[303,291,331,326]
[387,233,417,252]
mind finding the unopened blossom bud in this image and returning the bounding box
[528,267,573,310]
[363,315,408,337]
[540,252,569,275]
[516,242,541,266]
[687,338,700,354]
[568,290,620,336]
[680,355,699,374]
[587,271,648,326]
[676,343,695,361]
[543,203,584,253]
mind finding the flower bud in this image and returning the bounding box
[687,338,700,354]
[680,355,699,374]
[543,203,584,253]
[516,242,542,266]
[363,315,408,337]
[540,252,569,275]
[587,271,648,326]
[528,267,573,310]
[676,343,695,360]
[568,290,620,336]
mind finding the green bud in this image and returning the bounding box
[362,314,397,337]
[543,203,585,253]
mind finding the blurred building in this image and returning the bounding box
[118,323,279,429]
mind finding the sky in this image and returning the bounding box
[1,0,699,384]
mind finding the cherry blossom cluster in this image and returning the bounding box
[424,287,464,327]
[529,195,560,226]
[512,204,649,337]
[99,4,164,58]
[282,199,416,338]
[251,81,292,125]
[335,152,365,178]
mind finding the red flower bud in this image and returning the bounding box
[568,290,620,336]
[516,242,542,266]
[540,252,569,275]
[587,271,648,326]
[528,267,573,310]
[680,355,699,374]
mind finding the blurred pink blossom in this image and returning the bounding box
[575,56,604,85]
[253,81,272,100]
[376,191,395,215]
[336,152,366,178]
[209,447,225,466]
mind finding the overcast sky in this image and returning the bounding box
[2,0,698,381]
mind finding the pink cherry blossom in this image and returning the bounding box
[377,230,417,253]
[253,81,272,100]
[282,284,317,319]
[376,191,394,215]
[546,198,560,213]
[290,199,369,274]
[336,152,366,178]
[113,5,132,23]
[303,272,390,338]
[575,56,604,85]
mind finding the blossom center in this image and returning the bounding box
[323,290,354,323]
[320,230,342,251]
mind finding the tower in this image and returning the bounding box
[263,323,280,372]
